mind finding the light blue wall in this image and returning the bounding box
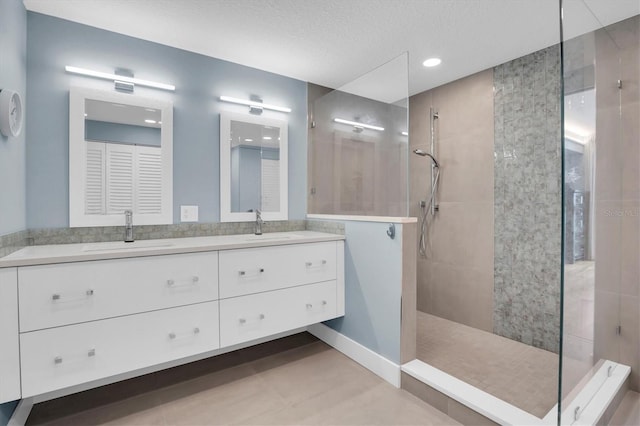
[85,120,161,147]
[322,220,403,364]
[0,0,26,418]
[26,12,307,228]
[0,0,27,236]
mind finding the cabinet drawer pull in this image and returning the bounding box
[305,260,327,268]
[167,276,199,287]
[51,289,94,301]
[53,348,95,364]
[168,327,200,340]
[238,314,265,325]
[238,268,265,276]
[306,300,328,310]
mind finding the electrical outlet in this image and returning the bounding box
[180,205,199,222]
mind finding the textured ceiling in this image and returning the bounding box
[23,0,640,96]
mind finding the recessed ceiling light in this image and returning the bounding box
[244,138,253,142]
[145,119,157,124]
[422,57,442,67]
[263,136,272,140]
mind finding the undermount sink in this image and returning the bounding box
[243,233,304,242]
[82,240,174,252]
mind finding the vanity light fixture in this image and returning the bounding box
[219,96,292,113]
[65,66,176,92]
[333,118,384,132]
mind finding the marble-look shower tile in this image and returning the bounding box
[593,290,621,363]
[410,143,432,210]
[622,100,640,200]
[432,69,494,140]
[620,295,640,390]
[437,130,494,203]
[427,261,493,332]
[594,200,623,294]
[409,90,432,148]
[429,201,493,271]
[620,200,640,297]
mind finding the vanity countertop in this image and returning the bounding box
[0,231,345,268]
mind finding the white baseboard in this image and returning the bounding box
[307,323,400,387]
[7,398,33,426]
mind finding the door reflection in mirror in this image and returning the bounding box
[84,99,163,216]
[229,120,280,213]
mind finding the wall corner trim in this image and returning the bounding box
[307,323,401,388]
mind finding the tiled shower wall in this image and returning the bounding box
[493,46,563,352]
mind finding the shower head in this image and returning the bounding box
[413,149,440,168]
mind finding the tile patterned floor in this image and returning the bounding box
[416,311,559,418]
[28,336,459,426]
[416,260,597,419]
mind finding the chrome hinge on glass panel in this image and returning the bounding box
[616,325,622,335]
[618,79,622,89]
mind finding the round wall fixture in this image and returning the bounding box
[0,89,24,138]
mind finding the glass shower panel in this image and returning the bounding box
[308,53,409,217]
[560,3,639,423]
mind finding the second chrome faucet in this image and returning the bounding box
[255,209,263,235]
[124,209,134,242]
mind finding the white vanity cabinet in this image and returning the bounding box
[1,233,345,402]
[0,268,20,403]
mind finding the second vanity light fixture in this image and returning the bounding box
[219,95,292,114]
[333,118,384,132]
[65,66,176,92]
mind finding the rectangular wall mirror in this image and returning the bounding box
[69,87,173,227]
[220,111,288,222]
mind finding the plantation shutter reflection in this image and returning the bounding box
[136,146,163,214]
[106,144,135,215]
[85,142,105,215]
[84,140,164,217]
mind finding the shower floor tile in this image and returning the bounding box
[417,311,558,418]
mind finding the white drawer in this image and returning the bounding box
[18,252,219,332]
[20,301,219,397]
[219,242,337,299]
[219,280,337,347]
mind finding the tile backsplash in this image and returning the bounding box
[0,220,344,257]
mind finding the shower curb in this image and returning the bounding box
[401,359,631,426]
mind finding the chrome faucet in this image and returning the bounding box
[255,209,263,235]
[124,210,134,242]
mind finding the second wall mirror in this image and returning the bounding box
[220,111,288,222]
